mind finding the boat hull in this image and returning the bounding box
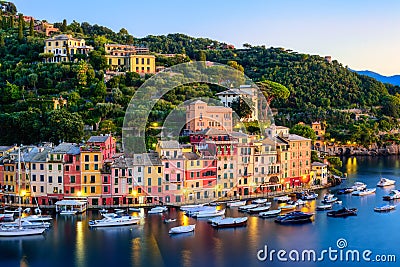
[0,227,45,237]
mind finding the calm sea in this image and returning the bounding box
[1,156,399,267]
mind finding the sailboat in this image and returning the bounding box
[0,147,46,237]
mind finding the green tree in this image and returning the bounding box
[18,16,23,42]
[29,18,34,36]
[89,50,107,70]
[43,109,84,144]
[227,60,244,73]
[60,19,67,32]
[256,80,290,105]
[231,96,252,119]
[327,156,342,168]
[289,124,317,141]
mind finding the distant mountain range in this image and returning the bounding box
[354,70,400,86]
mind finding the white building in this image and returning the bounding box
[311,162,328,185]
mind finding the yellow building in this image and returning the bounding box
[80,146,102,206]
[142,153,163,204]
[44,34,93,63]
[105,44,155,74]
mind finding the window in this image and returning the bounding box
[32,164,36,170]
[122,169,126,176]
[40,186,44,193]
[40,175,44,182]
[190,172,194,178]
[33,186,36,192]
[158,167,161,173]
[165,185,169,191]
[138,177,142,183]
[138,167,142,172]
[65,166,69,172]
[58,176,62,183]
[84,176,87,183]
[49,165,52,171]
[71,176,76,183]
[71,187,75,194]
[165,174,169,181]
[158,187,161,193]
[158,177,162,186]
[85,164,89,171]
[148,167,151,174]
[94,164,98,170]
[177,162,181,168]
[76,165,80,171]
[148,188,151,193]
[85,155,89,162]
[165,162,169,169]
[84,187,87,194]
[104,186,108,193]
[103,176,108,183]
[58,165,62,171]
[148,178,152,186]
[90,176,95,183]
[32,174,36,181]
[48,176,53,183]
[114,169,118,176]
[114,178,118,185]
[91,187,96,193]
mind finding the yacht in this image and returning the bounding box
[352,182,367,191]
[193,209,225,218]
[89,216,140,227]
[374,205,396,212]
[169,224,195,234]
[273,195,291,203]
[377,178,396,187]
[148,206,168,214]
[300,192,318,200]
[383,189,400,201]
[322,194,338,203]
[18,214,53,222]
[327,207,357,217]
[316,204,333,210]
[352,188,376,196]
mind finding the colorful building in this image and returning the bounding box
[44,34,93,63]
[186,100,233,132]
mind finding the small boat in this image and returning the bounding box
[273,195,291,203]
[316,204,332,210]
[247,205,271,214]
[89,216,141,227]
[183,206,214,216]
[275,211,313,224]
[129,207,141,212]
[148,206,168,214]
[259,209,281,218]
[352,182,367,191]
[337,188,354,195]
[169,224,195,234]
[163,218,177,223]
[2,220,51,229]
[193,209,225,218]
[301,192,318,200]
[377,178,396,187]
[327,207,357,217]
[102,213,119,219]
[280,205,296,211]
[0,226,46,237]
[211,217,248,228]
[227,200,247,207]
[383,190,400,201]
[352,188,376,196]
[180,204,204,211]
[207,216,224,224]
[252,198,269,204]
[374,205,396,212]
[322,194,338,203]
[19,215,53,222]
[60,210,77,215]
[295,199,306,206]
[238,204,259,211]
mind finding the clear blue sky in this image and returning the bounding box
[13,0,400,75]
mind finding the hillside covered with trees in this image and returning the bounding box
[0,2,400,149]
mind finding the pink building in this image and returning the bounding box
[59,143,82,198]
[86,135,116,160]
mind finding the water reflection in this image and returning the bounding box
[75,221,85,267]
[345,157,358,176]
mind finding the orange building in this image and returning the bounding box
[186,100,233,132]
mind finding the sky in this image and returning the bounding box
[13,0,400,76]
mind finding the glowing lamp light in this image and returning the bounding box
[20,190,27,197]
[77,191,82,197]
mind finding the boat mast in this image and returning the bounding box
[18,146,21,229]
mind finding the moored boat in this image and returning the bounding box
[60,210,77,215]
[259,209,281,218]
[377,178,396,187]
[252,198,269,204]
[275,211,313,224]
[322,194,338,203]
[301,192,318,200]
[238,204,259,212]
[89,216,140,227]
[1,220,51,229]
[327,207,357,217]
[148,206,168,214]
[19,214,53,222]
[374,205,396,212]
[227,200,247,207]
[180,204,204,211]
[280,204,296,211]
[163,218,177,223]
[247,204,271,214]
[383,190,400,201]
[273,195,291,203]
[352,188,376,196]
[169,224,195,234]
[211,217,248,228]
[337,188,354,195]
[316,204,332,210]
[193,209,225,218]
[352,182,367,191]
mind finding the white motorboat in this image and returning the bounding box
[295,199,306,206]
[207,216,224,224]
[184,206,215,216]
[0,213,14,221]
[89,215,141,227]
[322,194,338,203]
[211,217,248,228]
[352,182,367,191]
[227,200,247,207]
[273,195,291,202]
[374,205,396,212]
[193,209,225,218]
[259,209,281,218]
[19,215,53,222]
[148,206,168,214]
[180,204,204,211]
[252,198,269,204]
[383,189,400,201]
[0,148,46,237]
[169,224,195,234]
[2,220,51,229]
[102,213,119,218]
[377,178,396,187]
[352,188,376,196]
[301,192,318,200]
[247,204,271,214]
[238,204,259,211]
[316,204,332,210]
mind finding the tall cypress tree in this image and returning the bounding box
[29,18,34,36]
[18,21,23,42]
[10,16,14,28]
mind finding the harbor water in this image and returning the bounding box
[1,156,399,267]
